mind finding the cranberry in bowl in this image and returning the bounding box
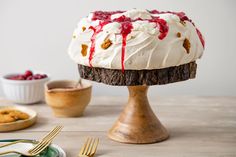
[1,70,49,104]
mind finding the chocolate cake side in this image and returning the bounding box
[78,61,197,86]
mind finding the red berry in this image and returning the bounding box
[24,70,33,78]
[41,74,47,78]
[8,76,17,80]
[14,75,26,80]
[26,76,33,80]
[33,74,42,79]
[7,71,47,80]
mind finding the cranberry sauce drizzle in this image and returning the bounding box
[174,12,205,48]
[149,17,169,40]
[149,10,205,48]
[149,10,192,22]
[196,28,205,48]
[92,11,124,21]
[88,21,110,67]
[88,11,169,71]
[113,15,133,72]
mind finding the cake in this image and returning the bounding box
[68,9,204,86]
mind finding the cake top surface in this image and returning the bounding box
[68,9,204,71]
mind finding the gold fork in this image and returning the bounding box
[78,137,99,157]
[0,126,63,156]
[28,125,63,155]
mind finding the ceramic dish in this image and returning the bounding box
[1,72,49,104]
[0,106,37,132]
[0,140,66,157]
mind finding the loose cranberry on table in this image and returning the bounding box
[7,70,47,80]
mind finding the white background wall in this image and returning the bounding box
[0,0,236,97]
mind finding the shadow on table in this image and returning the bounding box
[84,105,123,117]
[65,149,110,157]
[167,125,208,141]
[27,116,50,130]
[93,148,111,157]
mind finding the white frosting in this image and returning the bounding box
[68,9,204,70]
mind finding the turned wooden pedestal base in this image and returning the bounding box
[108,86,169,144]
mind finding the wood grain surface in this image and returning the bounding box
[0,96,236,157]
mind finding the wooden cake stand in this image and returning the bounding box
[78,61,197,144]
[108,86,168,144]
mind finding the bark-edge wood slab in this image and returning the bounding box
[78,61,197,86]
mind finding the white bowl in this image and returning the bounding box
[1,73,49,104]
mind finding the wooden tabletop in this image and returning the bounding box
[0,96,236,157]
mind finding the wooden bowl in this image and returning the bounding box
[0,106,37,132]
[45,80,92,117]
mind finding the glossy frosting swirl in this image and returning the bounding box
[68,9,204,70]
